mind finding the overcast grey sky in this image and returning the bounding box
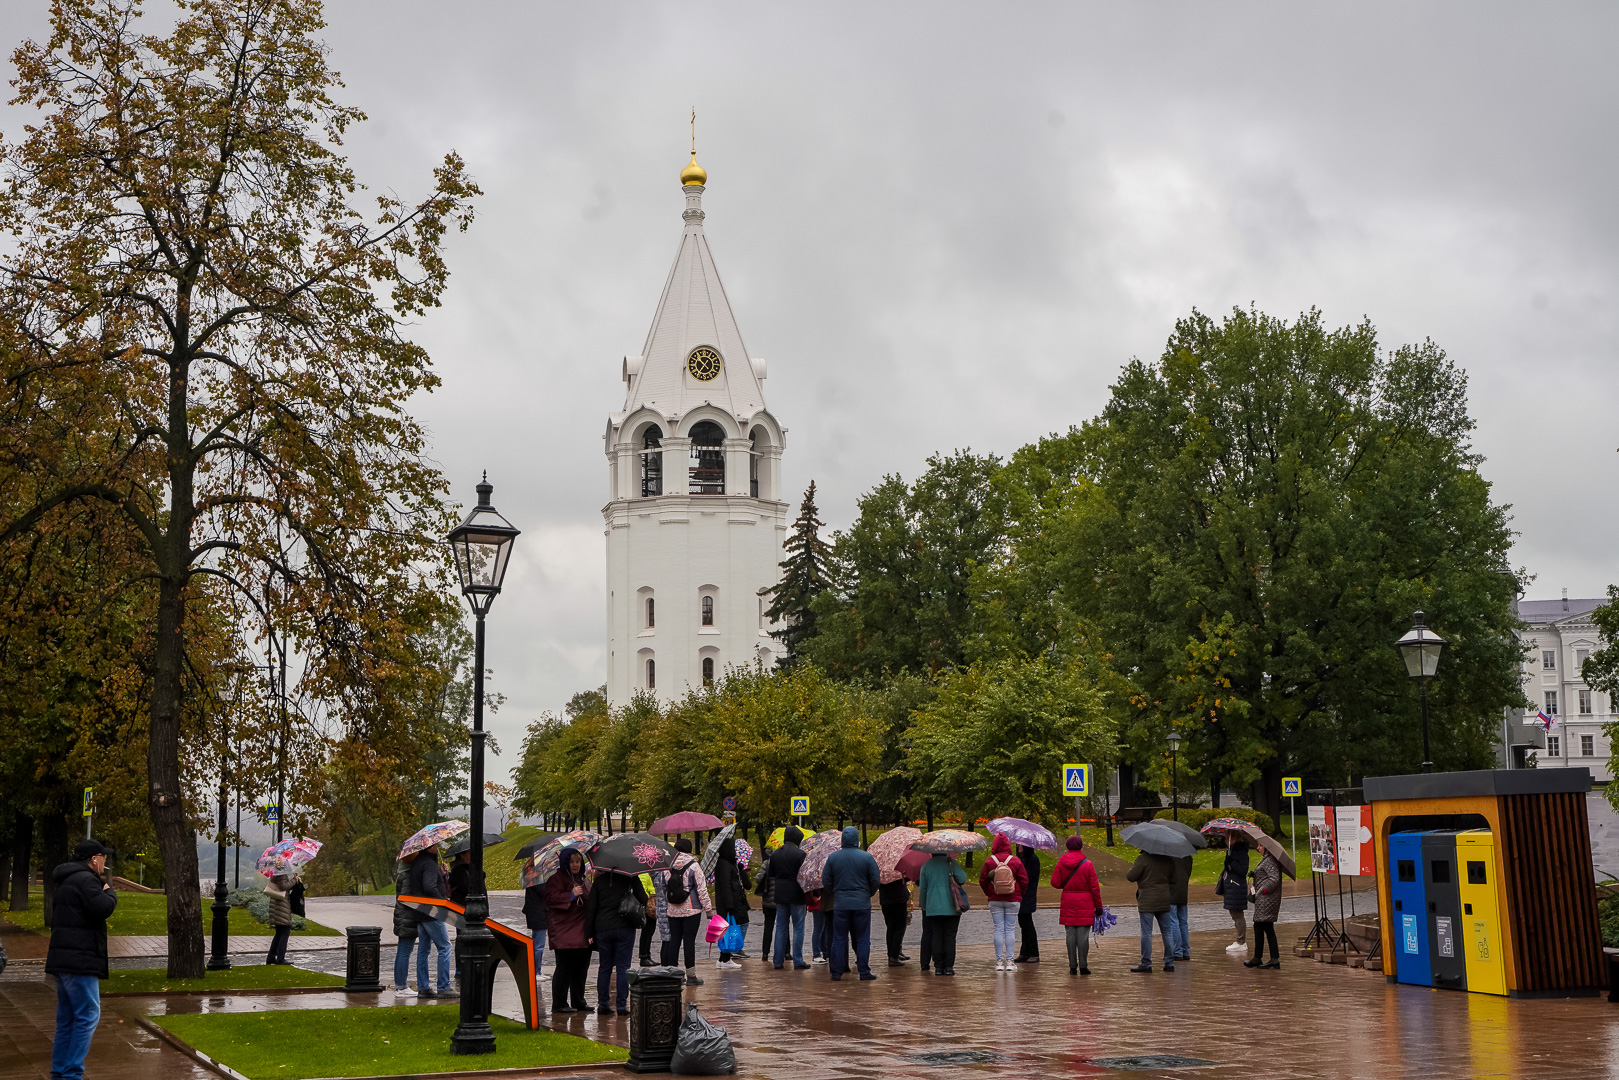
[5,3,1616,773]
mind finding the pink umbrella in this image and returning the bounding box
[895,850,929,882]
[869,827,922,884]
[650,811,724,833]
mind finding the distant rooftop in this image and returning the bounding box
[1519,597,1606,623]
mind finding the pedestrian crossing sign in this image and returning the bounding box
[1283,777,1302,797]
[790,796,809,817]
[1062,764,1090,797]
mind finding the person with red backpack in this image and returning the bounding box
[978,833,1028,971]
[1050,835,1104,975]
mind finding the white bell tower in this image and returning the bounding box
[602,145,786,704]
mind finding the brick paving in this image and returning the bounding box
[4,924,1612,1079]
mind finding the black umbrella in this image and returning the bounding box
[513,833,561,861]
[445,832,506,857]
[1120,822,1198,859]
[588,832,679,876]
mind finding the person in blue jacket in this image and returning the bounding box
[820,826,881,981]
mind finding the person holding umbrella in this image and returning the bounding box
[393,862,422,996]
[1245,842,1285,969]
[770,827,810,970]
[407,843,457,998]
[546,846,593,1012]
[1220,836,1251,954]
[585,863,648,1015]
[711,836,752,969]
[1013,844,1042,964]
[917,851,967,976]
[264,873,296,965]
[1126,846,1177,973]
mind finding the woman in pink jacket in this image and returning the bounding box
[1050,835,1104,975]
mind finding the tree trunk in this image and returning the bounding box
[8,813,31,911]
[40,796,70,928]
[1251,759,1283,830]
[151,574,205,978]
[1210,769,1223,809]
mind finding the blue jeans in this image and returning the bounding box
[51,973,100,1080]
[1172,903,1190,958]
[988,900,1019,962]
[394,934,416,988]
[416,917,452,992]
[596,927,635,1011]
[773,903,806,966]
[830,908,872,978]
[1139,910,1175,966]
[530,928,548,990]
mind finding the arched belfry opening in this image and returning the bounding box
[640,425,663,497]
[688,421,725,495]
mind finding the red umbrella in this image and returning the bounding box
[895,850,929,882]
[650,811,724,834]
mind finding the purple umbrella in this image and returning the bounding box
[987,817,1058,849]
[649,811,724,834]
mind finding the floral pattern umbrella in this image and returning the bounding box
[257,838,321,878]
[591,832,680,876]
[795,829,846,892]
[909,829,988,856]
[734,838,754,868]
[520,830,600,888]
[398,820,470,861]
[766,826,811,851]
[1200,817,1263,837]
[868,827,923,884]
[986,817,1058,849]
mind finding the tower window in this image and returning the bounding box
[749,433,760,498]
[641,425,663,497]
[702,656,714,686]
[689,421,725,495]
[646,597,655,628]
[646,658,656,690]
[702,595,714,626]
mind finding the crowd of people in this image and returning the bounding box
[385,823,1290,1013]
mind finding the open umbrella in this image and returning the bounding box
[1147,819,1208,849]
[1254,832,1298,880]
[766,826,812,851]
[869,827,923,884]
[520,829,600,888]
[909,829,988,856]
[795,829,845,891]
[1120,822,1197,859]
[445,832,506,857]
[699,823,739,877]
[399,820,470,861]
[650,811,724,834]
[513,833,561,861]
[895,849,929,882]
[257,838,321,878]
[734,838,754,868]
[1200,817,1263,836]
[987,817,1058,849]
[590,832,680,876]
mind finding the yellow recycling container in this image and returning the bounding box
[1456,829,1507,997]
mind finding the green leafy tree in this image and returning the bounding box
[1004,308,1522,821]
[765,481,833,668]
[1583,586,1619,810]
[907,655,1116,827]
[0,0,478,975]
[803,451,1007,682]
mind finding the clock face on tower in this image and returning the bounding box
[686,346,722,382]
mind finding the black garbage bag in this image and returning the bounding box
[670,1002,736,1075]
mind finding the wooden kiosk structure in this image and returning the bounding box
[1366,768,1603,997]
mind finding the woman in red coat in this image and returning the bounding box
[1050,835,1104,975]
[545,847,592,1013]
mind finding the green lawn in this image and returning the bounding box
[482,825,546,890]
[107,965,346,994]
[154,1004,628,1079]
[5,890,340,937]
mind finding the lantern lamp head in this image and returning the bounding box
[1167,731,1182,753]
[447,473,520,615]
[1395,610,1446,682]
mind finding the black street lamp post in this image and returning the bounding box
[446,474,519,1056]
[1395,611,1448,773]
[209,673,238,971]
[1167,731,1182,822]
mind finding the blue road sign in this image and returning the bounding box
[1283,777,1302,797]
[1062,764,1090,797]
[722,796,736,812]
[790,796,809,817]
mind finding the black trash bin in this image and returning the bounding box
[625,965,685,1073]
[345,926,385,993]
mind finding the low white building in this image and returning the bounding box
[600,149,787,704]
[1518,594,1612,781]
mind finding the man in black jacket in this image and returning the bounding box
[46,839,117,1080]
[584,871,648,1015]
[770,827,809,970]
[405,846,456,999]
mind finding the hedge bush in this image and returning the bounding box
[226,886,308,931]
[1154,807,1276,837]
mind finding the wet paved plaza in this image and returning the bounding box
[5,924,1617,1079]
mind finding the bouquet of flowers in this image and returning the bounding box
[1090,905,1118,939]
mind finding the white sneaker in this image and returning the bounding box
[395,985,418,997]
[718,959,742,970]
[1225,942,1246,954]
[995,960,1005,971]
[812,957,828,965]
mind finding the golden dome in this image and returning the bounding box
[680,152,707,187]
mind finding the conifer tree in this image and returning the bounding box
[766,481,833,667]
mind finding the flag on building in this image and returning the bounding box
[1537,709,1556,731]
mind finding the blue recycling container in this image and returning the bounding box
[1388,830,1432,987]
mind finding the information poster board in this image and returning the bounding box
[1308,805,1336,873]
[1334,805,1374,877]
